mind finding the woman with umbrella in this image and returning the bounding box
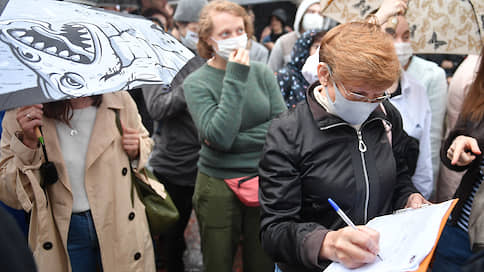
[0,93,155,272]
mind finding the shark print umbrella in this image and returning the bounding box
[0,0,194,111]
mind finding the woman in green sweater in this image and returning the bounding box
[183,1,286,271]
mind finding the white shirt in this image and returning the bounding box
[56,106,97,212]
[390,71,433,199]
[406,56,448,184]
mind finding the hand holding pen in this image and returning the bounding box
[319,198,382,269]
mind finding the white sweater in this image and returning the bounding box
[56,106,97,212]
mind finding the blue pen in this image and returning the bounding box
[328,198,383,261]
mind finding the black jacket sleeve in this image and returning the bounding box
[258,114,328,270]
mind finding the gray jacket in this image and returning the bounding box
[142,56,205,186]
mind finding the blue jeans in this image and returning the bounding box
[433,223,472,272]
[67,211,103,272]
[275,264,282,272]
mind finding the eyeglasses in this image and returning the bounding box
[327,65,391,103]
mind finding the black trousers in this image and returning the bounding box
[153,172,195,272]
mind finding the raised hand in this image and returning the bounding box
[228,48,250,66]
[121,122,140,160]
[16,104,43,149]
[447,135,481,166]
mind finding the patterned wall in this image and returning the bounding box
[321,0,484,55]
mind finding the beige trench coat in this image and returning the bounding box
[0,91,155,272]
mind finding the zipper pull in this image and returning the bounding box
[357,130,367,153]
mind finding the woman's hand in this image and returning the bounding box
[447,135,481,166]
[16,104,43,149]
[260,26,271,42]
[320,226,380,269]
[228,48,250,66]
[121,123,140,160]
[405,193,431,208]
[375,0,408,25]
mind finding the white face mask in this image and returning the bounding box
[180,30,199,51]
[302,47,320,84]
[323,64,379,125]
[211,34,248,60]
[394,42,413,67]
[302,13,323,31]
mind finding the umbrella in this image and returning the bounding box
[67,0,139,9]
[167,0,299,5]
[320,0,484,55]
[0,0,194,111]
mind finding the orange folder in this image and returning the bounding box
[411,199,459,272]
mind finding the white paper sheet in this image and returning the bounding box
[324,200,454,272]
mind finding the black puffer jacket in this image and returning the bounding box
[259,83,419,272]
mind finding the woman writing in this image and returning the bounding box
[183,1,286,271]
[0,92,155,272]
[258,21,428,272]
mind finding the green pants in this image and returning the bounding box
[192,172,274,272]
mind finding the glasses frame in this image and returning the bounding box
[327,66,391,103]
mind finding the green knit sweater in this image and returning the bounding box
[184,61,286,179]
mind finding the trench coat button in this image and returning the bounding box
[128,212,135,220]
[122,167,128,176]
[43,242,53,250]
[134,252,141,260]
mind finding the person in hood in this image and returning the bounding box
[277,30,326,109]
[259,21,428,272]
[183,1,286,271]
[267,0,338,72]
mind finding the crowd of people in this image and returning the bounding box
[0,0,483,271]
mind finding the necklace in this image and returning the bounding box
[69,128,78,136]
[69,110,81,136]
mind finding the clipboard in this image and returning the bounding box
[411,198,458,272]
[324,199,459,272]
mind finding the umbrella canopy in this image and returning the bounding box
[63,0,139,9]
[0,0,194,111]
[320,0,484,55]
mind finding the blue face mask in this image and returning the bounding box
[323,80,379,125]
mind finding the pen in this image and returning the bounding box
[328,198,383,262]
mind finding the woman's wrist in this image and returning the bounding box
[15,131,38,149]
[319,231,337,262]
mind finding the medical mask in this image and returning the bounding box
[211,34,248,60]
[302,13,323,31]
[180,30,199,51]
[394,42,413,67]
[302,48,320,83]
[323,72,379,125]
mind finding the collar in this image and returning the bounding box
[102,91,125,111]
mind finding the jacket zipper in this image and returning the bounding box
[320,117,389,224]
[357,129,369,223]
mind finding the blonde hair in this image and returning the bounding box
[319,22,400,91]
[197,0,254,59]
